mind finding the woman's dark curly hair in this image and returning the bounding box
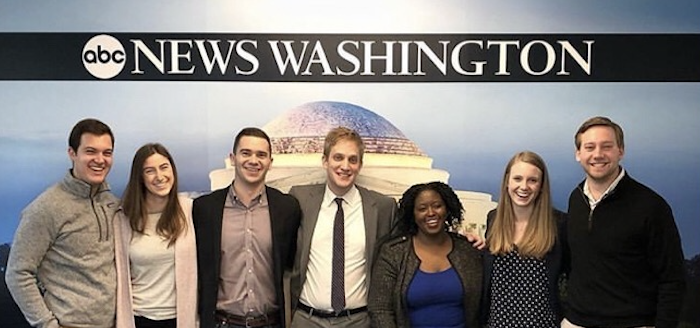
[394,181,465,236]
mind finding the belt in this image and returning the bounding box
[297,302,368,318]
[215,310,280,327]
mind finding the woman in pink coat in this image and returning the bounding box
[114,143,198,328]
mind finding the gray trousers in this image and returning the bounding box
[290,309,370,328]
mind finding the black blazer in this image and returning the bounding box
[481,208,568,325]
[193,185,301,328]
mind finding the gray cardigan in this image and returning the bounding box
[368,232,482,328]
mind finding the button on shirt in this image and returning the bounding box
[300,185,367,311]
[217,187,277,316]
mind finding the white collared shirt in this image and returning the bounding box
[299,184,368,310]
[584,168,626,209]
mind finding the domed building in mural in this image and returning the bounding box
[209,101,495,235]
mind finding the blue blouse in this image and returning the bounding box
[407,267,465,328]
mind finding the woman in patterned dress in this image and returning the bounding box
[482,151,567,328]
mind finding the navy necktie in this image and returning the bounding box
[331,197,346,313]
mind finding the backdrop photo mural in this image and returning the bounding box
[1,1,699,327]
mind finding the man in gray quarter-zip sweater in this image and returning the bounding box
[6,118,119,328]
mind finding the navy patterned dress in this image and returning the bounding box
[487,249,557,328]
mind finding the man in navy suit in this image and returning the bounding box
[289,127,397,328]
[194,127,301,328]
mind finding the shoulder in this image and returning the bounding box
[376,235,411,263]
[486,208,497,225]
[265,185,291,199]
[450,233,482,261]
[178,194,194,212]
[289,184,323,197]
[615,175,672,217]
[357,186,395,205]
[552,209,567,235]
[178,193,193,204]
[193,187,227,204]
[379,234,410,251]
[266,186,300,206]
[100,187,120,202]
[289,184,322,193]
[568,181,586,198]
[23,184,70,217]
[623,175,668,202]
[265,186,284,198]
[451,232,475,250]
[553,208,567,222]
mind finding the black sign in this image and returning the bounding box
[1,33,699,82]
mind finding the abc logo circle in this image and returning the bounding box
[82,34,126,79]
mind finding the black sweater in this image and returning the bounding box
[565,173,685,328]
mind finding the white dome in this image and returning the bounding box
[263,101,425,156]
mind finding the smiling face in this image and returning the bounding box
[230,135,272,189]
[142,153,174,200]
[323,138,362,196]
[68,133,113,187]
[576,125,624,187]
[413,189,448,237]
[507,160,543,210]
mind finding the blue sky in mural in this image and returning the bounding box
[1,1,699,257]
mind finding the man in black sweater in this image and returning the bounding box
[563,116,685,328]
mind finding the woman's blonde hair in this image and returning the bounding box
[486,151,556,259]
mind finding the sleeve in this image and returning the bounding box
[285,197,302,270]
[388,198,398,229]
[5,203,61,328]
[647,201,685,328]
[367,242,399,328]
[558,210,571,277]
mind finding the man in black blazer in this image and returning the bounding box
[289,127,397,328]
[194,127,301,328]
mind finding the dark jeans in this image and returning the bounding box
[134,316,177,328]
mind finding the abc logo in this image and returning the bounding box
[82,34,126,79]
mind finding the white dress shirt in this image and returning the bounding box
[300,185,368,310]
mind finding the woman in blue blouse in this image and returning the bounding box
[368,182,482,328]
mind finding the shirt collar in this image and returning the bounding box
[323,184,360,207]
[583,167,625,206]
[227,182,267,207]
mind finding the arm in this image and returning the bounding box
[648,202,685,328]
[5,205,61,328]
[367,242,399,328]
[464,232,486,250]
[558,210,571,277]
[284,196,302,270]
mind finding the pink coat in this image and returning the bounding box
[114,195,198,328]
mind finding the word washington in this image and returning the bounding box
[127,37,594,78]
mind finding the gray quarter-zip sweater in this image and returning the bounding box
[6,171,119,328]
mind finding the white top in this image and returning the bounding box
[129,213,177,320]
[300,184,368,310]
